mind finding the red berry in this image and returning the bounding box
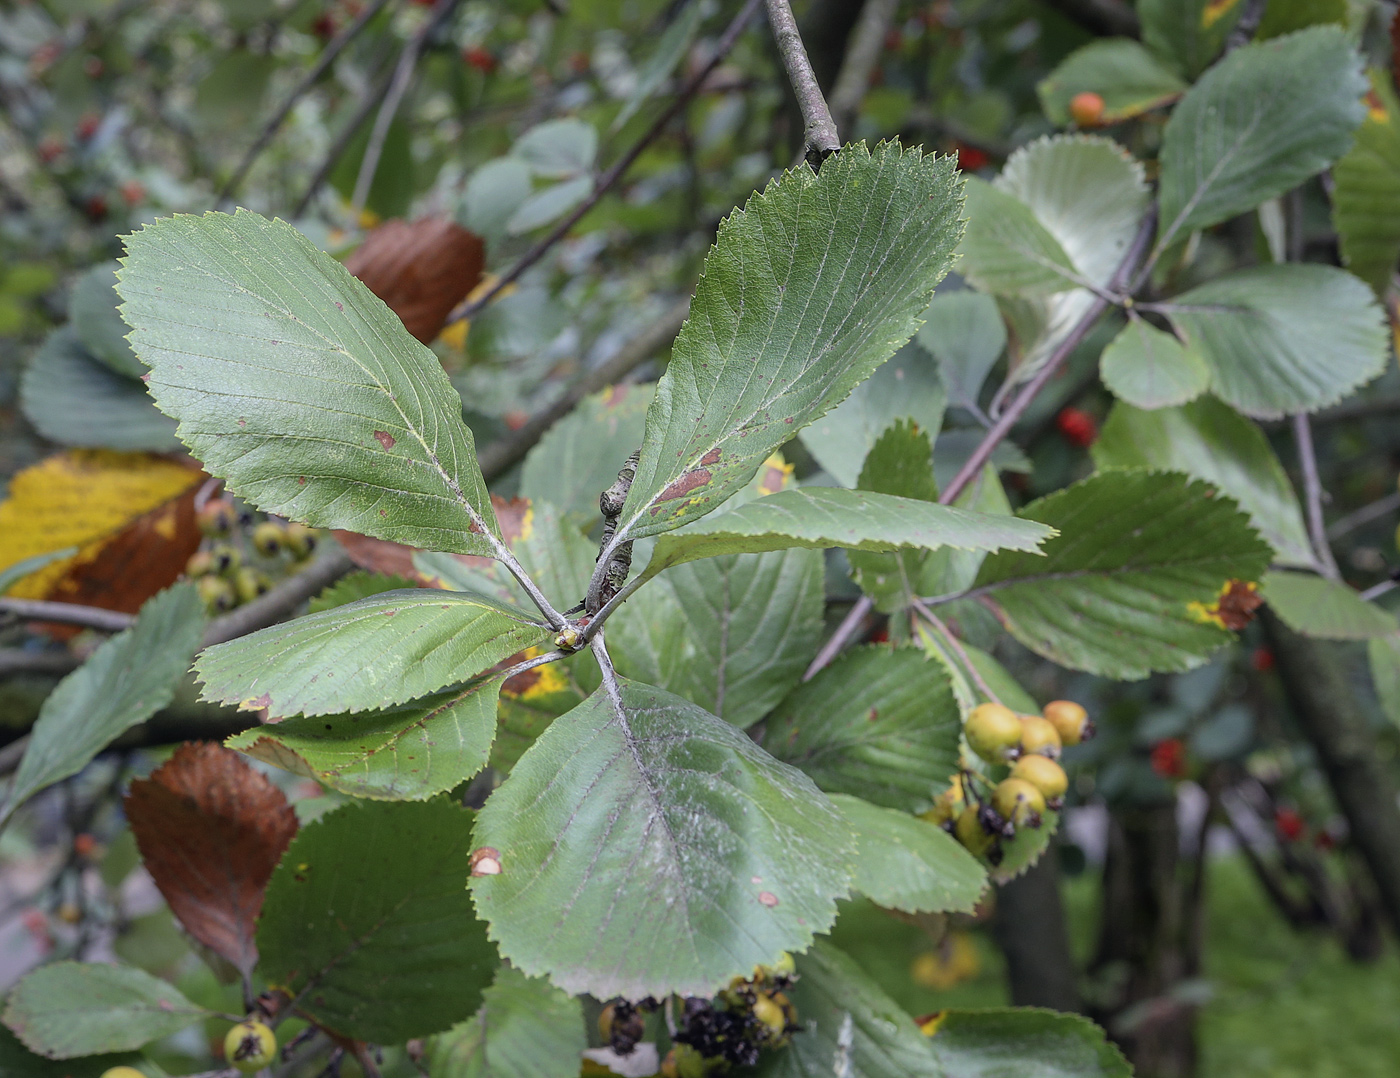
[503,409,529,431]
[1251,646,1275,672]
[76,113,101,141]
[73,832,97,858]
[311,13,337,39]
[954,143,989,171]
[1055,407,1098,449]
[83,55,103,79]
[868,626,890,644]
[463,46,497,74]
[1069,91,1106,127]
[1149,738,1187,779]
[1274,808,1305,843]
[120,180,145,207]
[84,194,108,221]
[37,135,65,164]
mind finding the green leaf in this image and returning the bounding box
[1139,0,1241,78]
[117,210,500,555]
[471,678,854,999]
[21,327,179,452]
[426,965,587,1078]
[831,794,986,915]
[1,584,204,826]
[1037,39,1186,126]
[991,136,1147,377]
[1093,397,1313,567]
[1156,27,1366,247]
[521,384,656,524]
[797,343,946,488]
[617,142,962,540]
[849,420,941,613]
[69,263,144,378]
[257,798,498,1042]
[1333,72,1400,294]
[1367,634,1400,729]
[613,2,704,131]
[1166,264,1387,418]
[1098,318,1209,410]
[462,158,534,243]
[227,676,505,800]
[915,290,1006,415]
[2,962,210,1059]
[973,470,1272,678]
[764,646,962,812]
[927,1009,1130,1078]
[958,178,1080,297]
[329,114,413,219]
[0,1025,143,1078]
[916,464,1014,598]
[637,487,1054,582]
[506,175,593,236]
[308,570,420,613]
[1260,571,1395,640]
[195,590,546,718]
[511,119,597,179]
[1256,0,1348,39]
[750,940,937,1078]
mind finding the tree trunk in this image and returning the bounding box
[991,842,1082,1011]
[1262,609,1400,938]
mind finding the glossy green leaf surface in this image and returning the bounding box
[1,584,204,825]
[227,676,506,800]
[1333,72,1400,294]
[1093,398,1313,567]
[426,965,587,1078]
[973,471,1272,678]
[764,647,962,812]
[1139,0,1241,78]
[1167,264,1387,418]
[470,678,854,999]
[832,794,986,914]
[927,1009,1130,1078]
[618,142,963,540]
[117,210,500,554]
[257,799,498,1042]
[1037,39,1186,126]
[2,962,209,1059]
[1261,571,1395,640]
[1156,27,1366,247]
[197,589,545,718]
[1098,318,1209,411]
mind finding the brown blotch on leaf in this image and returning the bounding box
[492,494,533,546]
[654,468,712,504]
[700,447,722,466]
[470,847,502,877]
[1216,579,1263,631]
[373,430,396,450]
[344,217,486,343]
[124,743,298,978]
[758,891,780,908]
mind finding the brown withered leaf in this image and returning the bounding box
[335,494,524,583]
[1216,579,1263,631]
[344,217,485,343]
[125,742,298,976]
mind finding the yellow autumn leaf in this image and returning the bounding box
[0,450,202,599]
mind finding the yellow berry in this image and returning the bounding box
[1010,754,1068,802]
[992,778,1047,829]
[209,543,242,575]
[186,550,216,577]
[197,498,237,537]
[224,1020,276,1072]
[251,521,285,557]
[922,776,965,826]
[753,992,787,1038]
[283,522,318,559]
[1018,715,1063,759]
[953,805,994,857]
[100,1069,147,1078]
[196,575,236,612]
[964,702,1022,763]
[232,567,272,604]
[1043,700,1094,746]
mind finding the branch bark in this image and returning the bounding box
[764,0,841,168]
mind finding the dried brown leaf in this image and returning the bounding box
[344,217,485,344]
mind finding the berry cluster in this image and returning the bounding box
[654,955,798,1076]
[931,700,1094,866]
[188,491,318,614]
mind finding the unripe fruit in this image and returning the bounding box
[992,778,1046,829]
[1018,715,1063,759]
[1069,91,1105,127]
[186,550,217,577]
[197,498,237,537]
[225,1020,276,1072]
[283,523,318,559]
[101,1069,147,1078]
[209,544,242,575]
[953,805,995,857]
[964,702,1022,763]
[922,776,965,826]
[251,521,285,557]
[1042,700,1094,745]
[1010,755,1068,805]
[753,992,787,1038]
[233,568,272,604]
[197,575,236,612]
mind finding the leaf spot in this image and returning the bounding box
[373,430,396,450]
[470,847,502,876]
[758,891,779,908]
[654,468,712,505]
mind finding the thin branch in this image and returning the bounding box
[351,0,460,217]
[1326,491,1400,541]
[764,0,841,168]
[0,651,82,679]
[0,599,134,632]
[497,648,568,682]
[218,0,398,206]
[451,0,763,324]
[1360,579,1397,603]
[204,547,355,646]
[912,598,1002,706]
[827,0,897,139]
[293,51,399,218]
[476,297,690,478]
[802,598,872,681]
[1292,413,1340,580]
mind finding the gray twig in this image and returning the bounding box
[0,599,134,632]
[1292,413,1341,580]
[802,598,872,681]
[450,0,763,324]
[219,0,398,206]
[293,51,398,218]
[764,0,841,168]
[1327,492,1400,541]
[912,597,1002,706]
